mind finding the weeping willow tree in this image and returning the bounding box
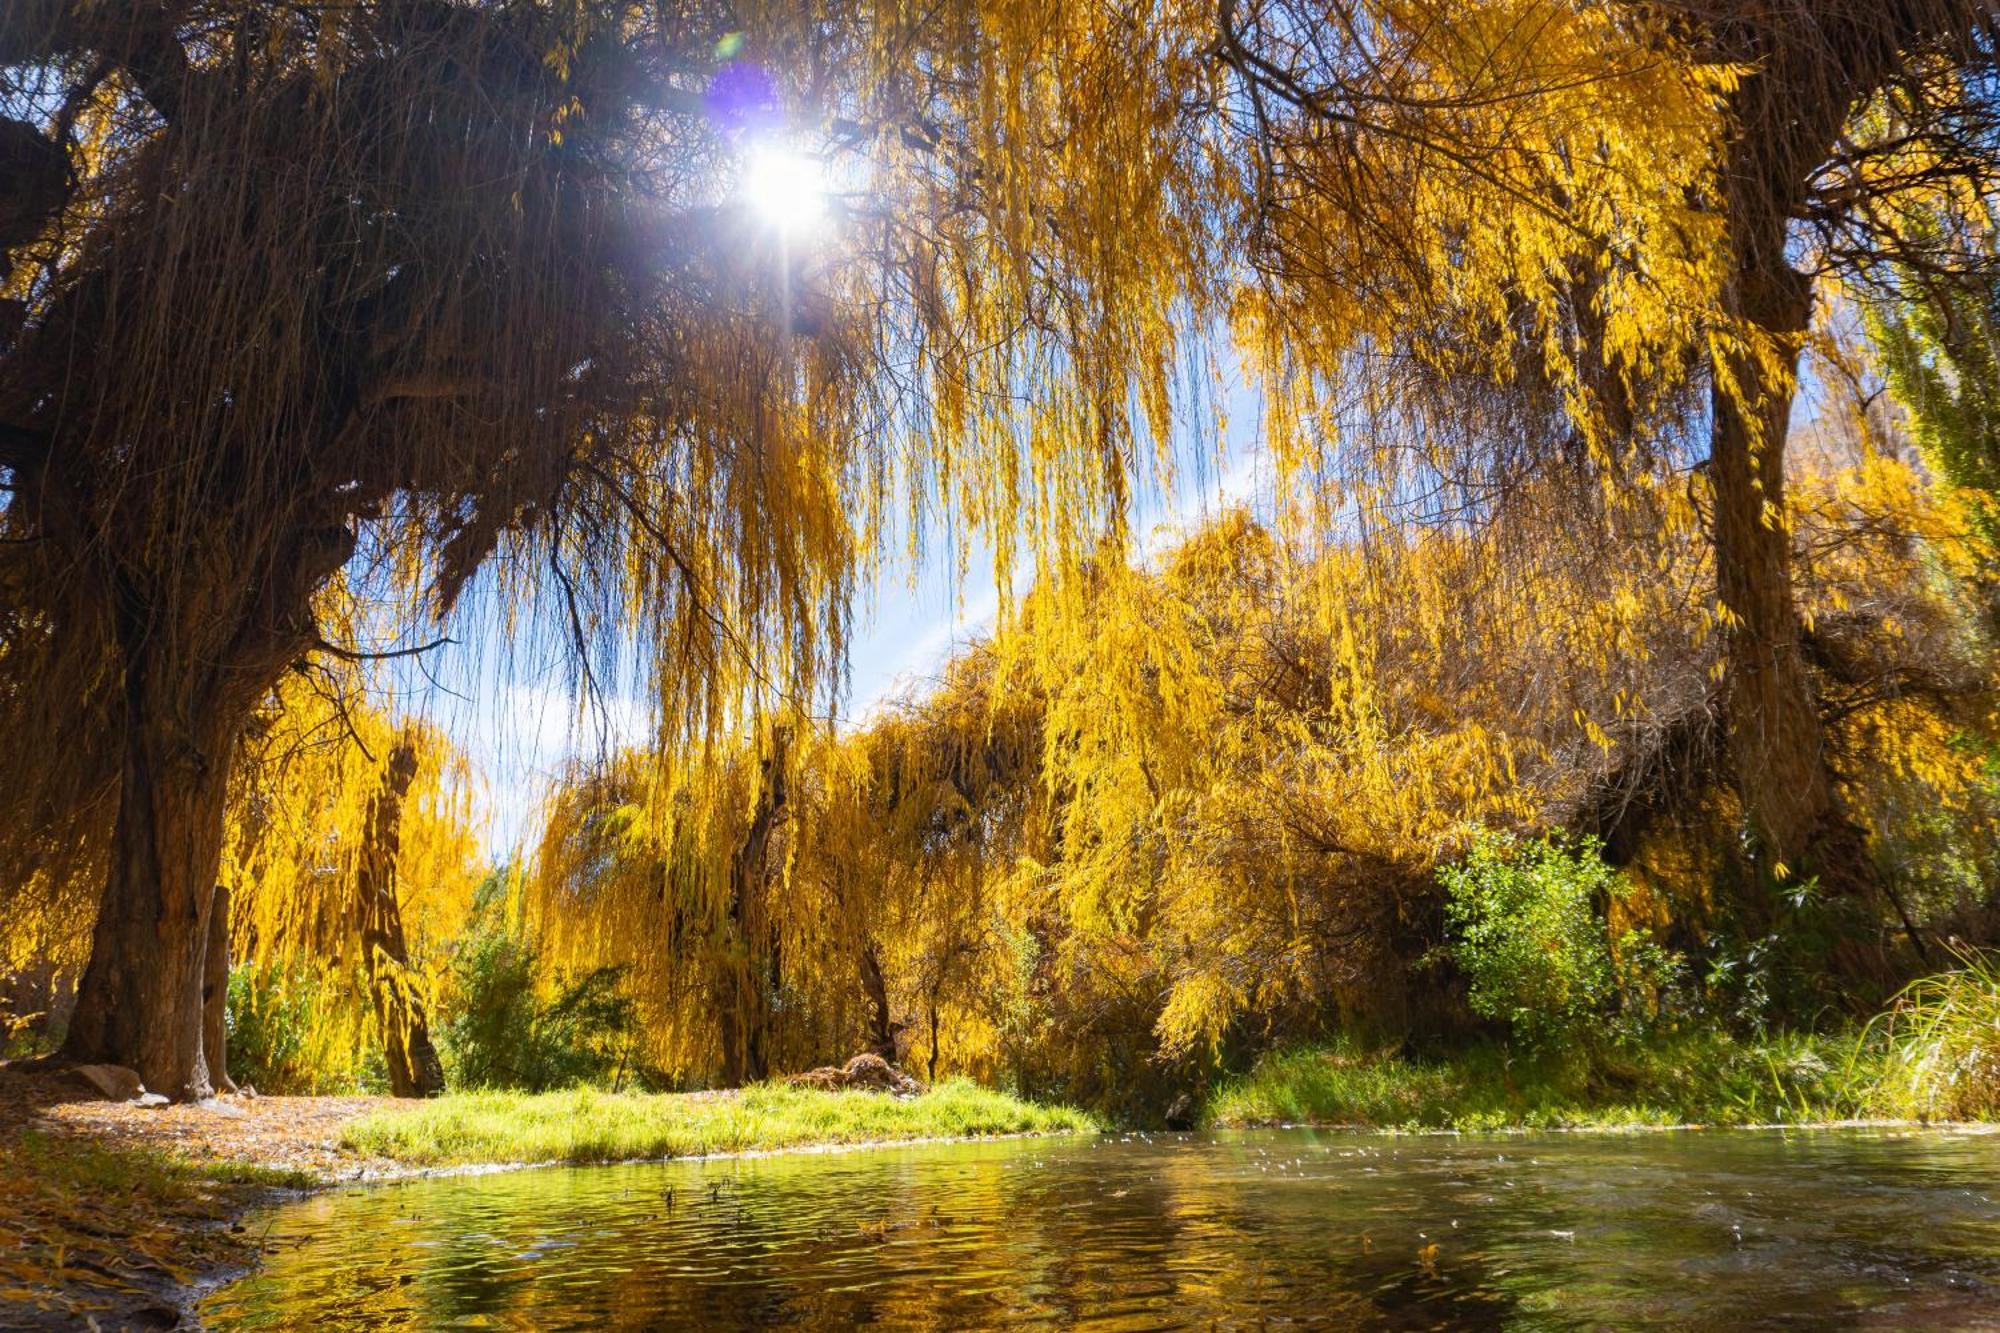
[6,0,2000,1097]
[528,649,1045,1087]
[220,666,485,1094]
[0,0,1224,1098]
[526,432,1996,1105]
[1216,0,2000,922]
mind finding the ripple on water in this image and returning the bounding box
[204,1127,2000,1330]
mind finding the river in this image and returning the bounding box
[202,1125,2000,1328]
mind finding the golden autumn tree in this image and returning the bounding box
[221,669,485,1095]
[0,0,1224,1098]
[529,418,1995,1102]
[1216,0,2000,907]
[6,0,2000,1101]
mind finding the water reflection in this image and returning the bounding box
[204,1127,2000,1329]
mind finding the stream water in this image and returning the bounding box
[202,1125,2000,1329]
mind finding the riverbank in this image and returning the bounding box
[0,1069,1092,1327]
[1205,1032,1910,1131]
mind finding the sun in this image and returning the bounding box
[739,144,829,238]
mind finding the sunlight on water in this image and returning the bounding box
[204,1127,2000,1329]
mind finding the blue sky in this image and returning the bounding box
[388,377,1270,859]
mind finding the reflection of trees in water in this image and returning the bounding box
[217,1132,2000,1329]
[217,1140,1533,1328]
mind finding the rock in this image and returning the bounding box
[69,1063,145,1101]
[134,1091,170,1108]
[195,1097,249,1118]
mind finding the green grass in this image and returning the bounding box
[340,1078,1097,1168]
[1869,949,2000,1121]
[1206,1031,1895,1131]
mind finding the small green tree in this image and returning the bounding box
[440,877,639,1092]
[1440,832,1627,1049]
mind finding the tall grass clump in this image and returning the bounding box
[1872,949,2000,1120]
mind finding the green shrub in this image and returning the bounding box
[439,891,639,1092]
[1439,831,1674,1048]
[225,964,366,1094]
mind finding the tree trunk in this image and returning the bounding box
[1708,40,1882,914]
[203,881,237,1094]
[1710,257,1834,869]
[357,735,445,1098]
[57,524,350,1102]
[59,628,238,1101]
[716,732,789,1087]
[926,1000,940,1086]
[859,942,895,1061]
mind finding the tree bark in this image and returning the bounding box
[716,733,789,1086]
[859,942,896,1061]
[203,881,237,1094]
[1710,252,1834,871]
[357,735,446,1098]
[56,522,351,1101]
[59,622,239,1101]
[1705,21,1887,909]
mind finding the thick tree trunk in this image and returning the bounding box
[357,736,446,1098]
[1710,256,1836,873]
[203,881,237,1094]
[59,634,238,1101]
[1707,33,1884,917]
[57,522,350,1102]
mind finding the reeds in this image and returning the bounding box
[1871,948,2000,1121]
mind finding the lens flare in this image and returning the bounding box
[740,145,828,238]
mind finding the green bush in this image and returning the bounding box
[1439,831,1674,1048]
[439,888,639,1092]
[225,964,367,1094]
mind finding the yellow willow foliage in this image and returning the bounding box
[527,640,1053,1084]
[220,670,485,1084]
[1225,1,1733,482]
[0,863,98,1002]
[531,721,792,1078]
[529,444,1994,1085]
[1790,455,2000,843]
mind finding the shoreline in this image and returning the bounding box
[1211,1114,1997,1137]
[0,1072,1091,1328]
[8,1056,1992,1332]
[330,1122,1098,1185]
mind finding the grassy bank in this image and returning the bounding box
[2,1077,1091,1321]
[1205,1032,1900,1131]
[341,1079,1096,1168]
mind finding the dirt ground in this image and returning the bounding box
[0,1068,395,1178]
